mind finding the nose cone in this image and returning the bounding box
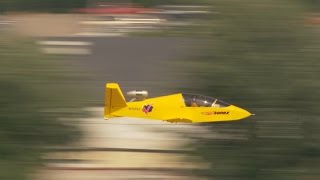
[239,108,252,119]
[230,105,252,120]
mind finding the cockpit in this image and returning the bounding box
[182,93,230,108]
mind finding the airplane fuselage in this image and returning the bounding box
[107,93,251,123]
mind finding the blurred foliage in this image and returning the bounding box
[173,0,320,179]
[0,0,87,13]
[98,0,206,7]
[0,0,209,13]
[304,0,320,12]
[0,0,319,13]
[0,32,88,180]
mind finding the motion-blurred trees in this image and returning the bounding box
[0,33,87,179]
[0,0,205,13]
[0,0,87,12]
[1,0,319,13]
[178,0,320,179]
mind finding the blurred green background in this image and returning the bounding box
[0,33,88,179]
[1,0,320,180]
[177,0,320,179]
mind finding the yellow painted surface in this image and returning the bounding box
[104,83,252,123]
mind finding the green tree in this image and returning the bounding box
[0,33,87,179]
[178,0,320,179]
[0,0,87,12]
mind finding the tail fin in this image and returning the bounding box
[104,83,127,119]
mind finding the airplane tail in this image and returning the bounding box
[104,83,127,119]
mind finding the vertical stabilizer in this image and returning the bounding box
[104,83,127,119]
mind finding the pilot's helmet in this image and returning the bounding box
[191,97,198,107]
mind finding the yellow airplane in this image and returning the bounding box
[104,83,253,123]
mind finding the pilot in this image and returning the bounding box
[190,98,198,107]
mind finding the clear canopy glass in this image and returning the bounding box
[182,93,230,108]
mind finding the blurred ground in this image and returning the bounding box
[2,13,162,37]
[36,36,194,101]
[2,13,206,179]
[31,108,209,180]
[1,9,201,37]
[3,2,318,179]
[4,14,84,37]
